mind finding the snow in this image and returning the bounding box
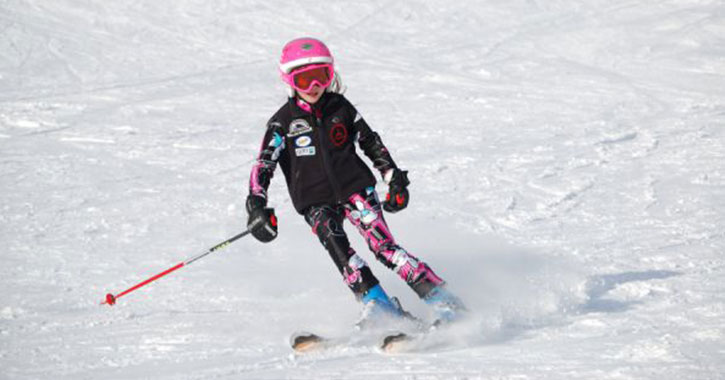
[1,0,724,379]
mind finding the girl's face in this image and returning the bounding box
[297,85,325,104]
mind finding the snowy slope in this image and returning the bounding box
[1,1,724,379]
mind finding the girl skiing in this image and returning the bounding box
[246,37,465,327]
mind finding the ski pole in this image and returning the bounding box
[101,228,253,306]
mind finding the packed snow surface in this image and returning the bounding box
[1,1,724,379]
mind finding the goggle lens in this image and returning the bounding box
[291,65,332,92]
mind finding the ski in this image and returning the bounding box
[380,332,409,352]
[290,294,453,353]
[379,331,422,353]
[379,320,458,353]
[290,332,332,353]
[290,329,419,354]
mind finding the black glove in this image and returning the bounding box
[383,169,410,213]
[246,195,278,243]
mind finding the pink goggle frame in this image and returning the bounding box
[281,63,335,93]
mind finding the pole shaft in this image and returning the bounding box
[102,229,252,305]
[184,229,251,266]
[114,262,185,300]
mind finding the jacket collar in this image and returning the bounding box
[288,93,330,118]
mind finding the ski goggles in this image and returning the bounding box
[282,63,334,93]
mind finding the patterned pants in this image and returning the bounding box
[304,187,444,299]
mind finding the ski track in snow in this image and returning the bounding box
[1,1,724,379]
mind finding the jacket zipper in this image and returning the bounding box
[314,113,344,203]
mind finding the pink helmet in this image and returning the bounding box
[279,37,334,75]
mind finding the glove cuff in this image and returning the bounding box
[384,168,409,186]
[391,169,410,187]
[246,194,267,214]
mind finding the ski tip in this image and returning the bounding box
[380,332,410,353]
[290,332,325,353]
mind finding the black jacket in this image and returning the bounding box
[248,93,398,214]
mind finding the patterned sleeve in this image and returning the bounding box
[351,107,398,176]
[248,120,286,203]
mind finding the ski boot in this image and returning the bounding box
[355,285,418,331]
[424,285,467,329]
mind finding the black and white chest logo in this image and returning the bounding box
[288,119,313,137]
